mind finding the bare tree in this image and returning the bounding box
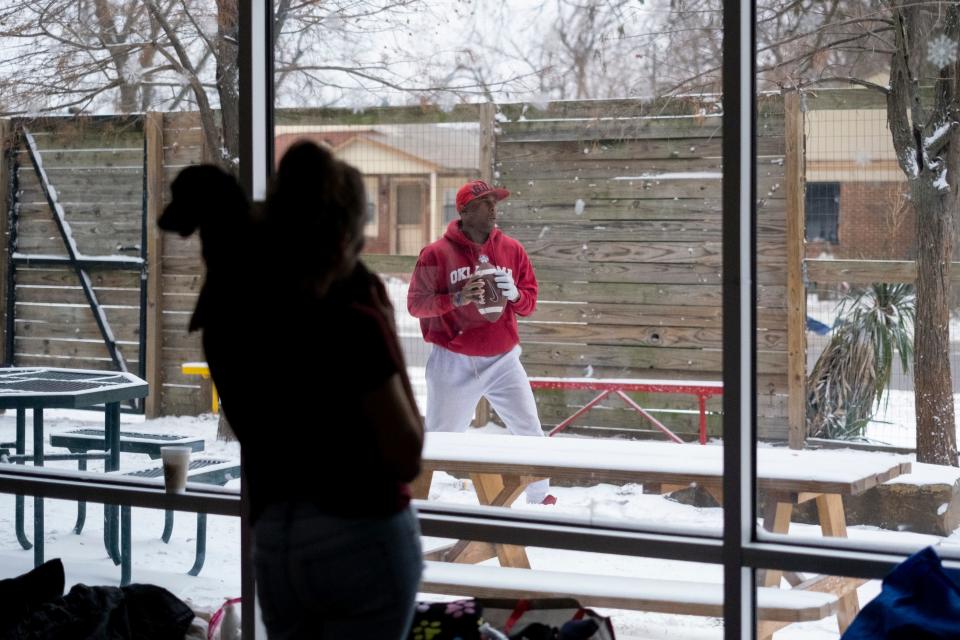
[438,0,656,102]
[886,0,959,466]
[0,0,494,168]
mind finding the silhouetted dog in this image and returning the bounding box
[158,165,255,331]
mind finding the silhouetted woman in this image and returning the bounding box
[159,142,424,640]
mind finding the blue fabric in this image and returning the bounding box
[806,316,832,335]
[842,547,960,639]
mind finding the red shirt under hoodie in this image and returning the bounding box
[408,220,537,356]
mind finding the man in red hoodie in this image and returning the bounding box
[408,180,553,505]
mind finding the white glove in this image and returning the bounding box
[494,272,519,302]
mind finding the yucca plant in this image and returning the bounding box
[806,283,915,440]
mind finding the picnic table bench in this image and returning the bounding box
[421,561,865,630]
[528,377,723,444]
[114,457,240,585]
[49,428,205,535]
[413,432,909,638]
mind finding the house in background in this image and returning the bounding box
[275,124,480,255]
[804,104,914,261]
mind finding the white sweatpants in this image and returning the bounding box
[425,344,550,503]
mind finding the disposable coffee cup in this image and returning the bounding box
[160,446,191,494]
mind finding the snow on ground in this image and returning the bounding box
[864,389,960,448]
[0,409,956,638]
[805,293,960,448]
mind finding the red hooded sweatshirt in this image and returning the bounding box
[407,220,537,356]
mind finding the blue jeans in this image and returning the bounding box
[253,502,423,640]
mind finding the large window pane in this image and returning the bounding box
[271,0,733,637]
[0,0,243,622]
[754,0,960,565]
[272,0,730,532]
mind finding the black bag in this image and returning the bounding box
[408,599,484,640]
[477,598,616,640]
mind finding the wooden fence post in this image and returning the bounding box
[0,119,10,367]
[144,113,165,418]
[785,92,807,449]
[472,102,497,428]
[479,102,495,182]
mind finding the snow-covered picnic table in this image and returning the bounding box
[413,432,911,636]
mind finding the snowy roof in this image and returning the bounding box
[275,123,479,172]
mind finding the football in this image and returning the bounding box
[473,267,505,322]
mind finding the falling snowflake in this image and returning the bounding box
[927,34,959,68]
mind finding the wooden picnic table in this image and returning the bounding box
[412,432,910,635]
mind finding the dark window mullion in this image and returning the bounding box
[722,0,758,635]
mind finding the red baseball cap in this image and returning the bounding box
[455,180,510,213]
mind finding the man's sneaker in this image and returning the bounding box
[540,494,558,506]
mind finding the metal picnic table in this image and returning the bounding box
[0,367,149,568]
[529,377,723,444]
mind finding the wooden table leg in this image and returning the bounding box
[758,493,793,588]
[438,473,538,568]
[757,574,867,640]
[471,473,531,568]
[783,571,804,586]
[415,470,539,568]
[410,469,434,500]
[412,468,500,565]
[755,493,794,640]
[816,493,859,632]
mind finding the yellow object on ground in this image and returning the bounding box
[181,362,218,413]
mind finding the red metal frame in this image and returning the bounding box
[529,378,724,444]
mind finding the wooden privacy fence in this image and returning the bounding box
[1,99,805,441]
[0,117,147,412]
[0,113,208,417]
[490,96,796,442]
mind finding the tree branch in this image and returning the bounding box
[797,75,890,93]
[887,3,920,178]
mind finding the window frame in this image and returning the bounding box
[0,2,955,639]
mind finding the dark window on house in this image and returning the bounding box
[443,188,458,223]
[805,182,840,243]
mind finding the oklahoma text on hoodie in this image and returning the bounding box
[407,220,537,356]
